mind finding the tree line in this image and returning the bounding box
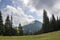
[40,10,60,34]
[0,9,60,36]
[0,11,23,36]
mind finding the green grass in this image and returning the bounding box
[0,31,60,40]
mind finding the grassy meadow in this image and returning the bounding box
[0,31,60,40]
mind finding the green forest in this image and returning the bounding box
[0,10,60,36]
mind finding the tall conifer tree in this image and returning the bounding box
[50,14,56,31]
[18,24,23,36]
[4,15,11,35]
[42,10,49,33]
[0,11,3,35]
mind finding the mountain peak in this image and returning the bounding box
[23,20,42,34]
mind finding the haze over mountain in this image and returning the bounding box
[23,20,42,34]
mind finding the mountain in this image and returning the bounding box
[23,20,42,35]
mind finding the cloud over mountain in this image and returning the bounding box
[0,0,60,26]
[2,5,35,26]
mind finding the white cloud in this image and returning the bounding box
[17,7,35,26]
[54,2,60,9]
[27,0,60,20]
[28,4,36,12]
[1,0,43,26]
[22,0,30,6]
[29,0,57,10]
[2,5,35,26]
[34,9,43,22]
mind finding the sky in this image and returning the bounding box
[0,0,60,26]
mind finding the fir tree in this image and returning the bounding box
[18,24,23,36]
[4,15,12,36]
[42,10,49,33]
[0,11,3,35]
[50,14,56,31]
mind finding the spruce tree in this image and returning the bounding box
[50,14,56,31]
[0,11,3,35]
[9,15,13,36]
[18,24,23,36]
[10,15,17,36]
[56,16,59,30]
[58,19,60,30]
[4,15,11,36]
[42,10,49,33]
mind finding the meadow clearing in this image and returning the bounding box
[0,31,60,40]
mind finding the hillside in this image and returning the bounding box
[0,30,60,40]
[23,20,42,34]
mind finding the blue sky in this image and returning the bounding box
[0,0,60,26]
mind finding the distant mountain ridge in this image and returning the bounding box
[23,20,42,34]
